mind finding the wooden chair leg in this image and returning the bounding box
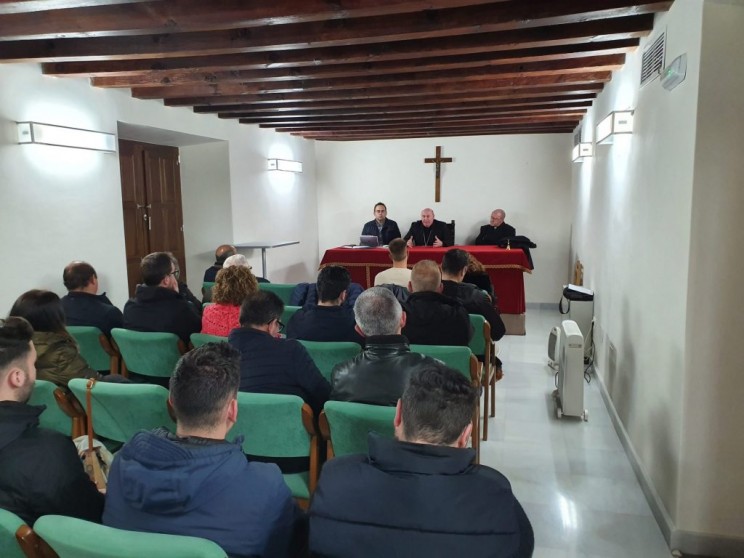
[482,366,489,442]
[490,369,496,418]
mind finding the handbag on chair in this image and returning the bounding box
[81,379,109,492]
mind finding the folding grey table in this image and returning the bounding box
[234,241,299,280]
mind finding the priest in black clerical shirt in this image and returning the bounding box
[404,208,450,247]
[475,209,516,245]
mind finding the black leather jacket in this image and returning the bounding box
[330,335,440,406]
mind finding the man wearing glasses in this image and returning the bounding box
[123,252,202,344]
[228,291,330,416]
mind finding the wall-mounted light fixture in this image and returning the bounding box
[572,142,593,163]
[595,111,634,145]
[17,121,116,153]
[267,158,303,173]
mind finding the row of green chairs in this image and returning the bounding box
[0,509,226,558]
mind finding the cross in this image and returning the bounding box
[424,145,453,203]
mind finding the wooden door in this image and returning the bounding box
[119,140,186,298]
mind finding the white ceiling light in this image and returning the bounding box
[596,111,634,145]
[17,121,116,152]
[267,158,303,173]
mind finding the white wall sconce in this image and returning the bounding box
[17,121,116,152]
[267,158,303,173]
[596,111,634,145]
[572,142,593,163]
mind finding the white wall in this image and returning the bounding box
[315,134,572,302]
[0,63,320,313]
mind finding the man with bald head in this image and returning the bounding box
[203,244,237,282]
[475,209,516,245]
[402,260,472,346]
[61,261,123,335]
[404,208,450,248]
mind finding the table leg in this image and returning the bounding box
[261,248,268,279]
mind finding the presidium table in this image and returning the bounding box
[320,246,532,335]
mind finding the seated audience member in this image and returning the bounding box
[167,254,202,316]
[475,209,516,245]
[228,291,330,415]
[201,266,259,337]
[373,238,412,287]
[463,253,495,299]
[402,260,472,346]
[104,343,303,557]
[286,266,362,345]
[123,252,201,343]
[10,290,97,386]
[203,244,236,283]
[404,208,450,247]
[61,261,123,336]
[361,202,402,246]
[312,363,534,558]
[0,316,104,525]
[223,253,269,283]
[331,287,440,406]
[441,249,505,341]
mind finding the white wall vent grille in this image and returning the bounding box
[641,32,666,86]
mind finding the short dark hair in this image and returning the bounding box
[401,363,478,445]
[170,343,240,430]
[9,290,66,334]
[441,249,470,275]
[239,291,283,327]
[0,317,34,372]
[316,266,350,302]
[387,238,407,262]
[63,261,97,291]
[141,252,173,286]
[374,202,387,211]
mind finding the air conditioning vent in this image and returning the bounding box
[641,32,665,86]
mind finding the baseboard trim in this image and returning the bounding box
[594,368,744,558]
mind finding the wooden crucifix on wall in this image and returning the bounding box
[424,145,453,203]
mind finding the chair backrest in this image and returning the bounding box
[190,332,227,349]
[446,219,456,246]
[409,344,475,382]
[27,380,75,437]
[202,281,215,303]
[66,325,114,372]
[111,329,184,378]
[320,401,396,458]
[34,515,227,558]
[68,379,174,444]
[229,392,317,498]
[0,508,26,558]
[297,340,361,382]
[467,314,491,360]
[281,305,301,325]
[258,283,296,305]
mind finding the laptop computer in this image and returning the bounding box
[359,235,380,247]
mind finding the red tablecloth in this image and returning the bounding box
[320,246,531,314]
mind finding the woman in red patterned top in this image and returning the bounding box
[201,266,259,337]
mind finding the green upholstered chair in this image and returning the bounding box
[408,344,481,461]
[68,379,174,445]
[33,515,227,558]
[298,340,361,383]
[229,392,318,506]
[0,508,26,558]
[190,332,227,349]
[28,379,86,438]
[201,281,215,303]
[468,314,496,441]
[111,329,186,379]
[258,283,296,305]
[66,325,120,374]
[281,304,301,325]
[319,401,396,459]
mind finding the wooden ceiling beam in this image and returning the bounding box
[2,2,669,62]
[309,128,576,140]
[90,54,624,89]
[0,0,148,16]
[300,123,577,140]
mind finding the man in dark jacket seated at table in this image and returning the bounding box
[0,316,104,525]
[104,343,304,557]
[123,252,201,344]
[404,207,450,247]
[475,208,516,245]
[61,260,123,336]
[441,249,505,341]
[361,202,402,246]
[330,287,439,406]
[286,266,363,345]
[310,363,534,558]
[402,260,473,346]
[228,291,331,415]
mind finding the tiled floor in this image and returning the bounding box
[480,307,672,558]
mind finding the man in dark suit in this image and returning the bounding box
[404,208,450,247]
[475,209,516,245]
[361,202,401,245]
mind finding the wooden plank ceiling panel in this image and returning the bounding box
[0,0,674,140]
